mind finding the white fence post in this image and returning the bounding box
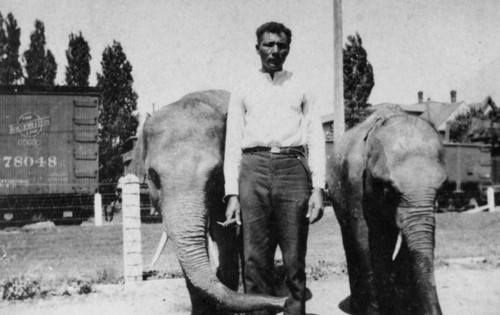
[94,193,103,226]
[487,186,496,212]
[122,174,143,283]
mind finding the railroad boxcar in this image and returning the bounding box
[0,85,100,226]
[438,142,492,211]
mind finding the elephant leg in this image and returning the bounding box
[392,245,419,315]
[338,216,379,315]
[205,164,241,303]
[334,182,378,315]
[104,205,109,222]
[210,215,240,291]
[206,167,241,292]
[368,223,400,315]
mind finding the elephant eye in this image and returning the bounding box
[383,184,401,207]
[383,187,396,199]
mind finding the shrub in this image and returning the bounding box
[1,277,40,300]
[0,276,93,301]
[58,278,93,296]
[307,260,346,281]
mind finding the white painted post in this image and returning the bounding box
[487,186,495,212]
[333,0,345,142]
[122,174,143,283]
[94,193,103,227]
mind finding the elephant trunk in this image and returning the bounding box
[397,189,442,315]
[163,193,287,313]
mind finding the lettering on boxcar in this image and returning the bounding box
[47,172,69,183]
[9,112,51,138]
[17,138,41,146]
[0,179,29,188]
[2,156,57,168]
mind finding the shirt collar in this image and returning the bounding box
[259,69,287,82]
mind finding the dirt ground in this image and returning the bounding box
[2,263,499,315]
[2,210,500,314]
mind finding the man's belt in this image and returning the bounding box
[242,146,305,156]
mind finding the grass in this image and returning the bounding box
[435,211,500,263]
[0,209,499,300]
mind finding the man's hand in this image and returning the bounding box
[219,195,241,227]
[306,188,324,224]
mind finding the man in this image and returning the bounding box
[105,176,125,222]
[223,21,326,315]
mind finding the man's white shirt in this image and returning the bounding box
[224,69,326,196]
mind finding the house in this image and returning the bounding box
[371,90,497,135]
[321,91,497,143]
[321,112,335,143]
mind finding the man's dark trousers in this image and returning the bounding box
[239,150,312,315]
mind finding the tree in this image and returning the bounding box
[0,12,22,84]
[65,32,91,86]
[448,109,483,143]
[344,33,374,129]
[23,19,57,86]
[97,41,138,187]
[0,13,6,82]
[448,99,499,143]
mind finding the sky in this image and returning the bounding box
[2,0,500,115]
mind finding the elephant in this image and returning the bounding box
[326,106,446,315]
[129,90,287,314]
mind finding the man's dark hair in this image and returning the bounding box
[256,22,292,45]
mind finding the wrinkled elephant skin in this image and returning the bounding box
[130,90,287,314]
[327,106,446,315]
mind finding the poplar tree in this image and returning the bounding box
[0,13,6,83]
[23,19,57,86]
[344,33,375,129]
[97,40,138,186]
[65,32,91,86]
[0,12,22,84]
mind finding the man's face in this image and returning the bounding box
[256,32,290,73]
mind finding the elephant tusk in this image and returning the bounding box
[150,231,168,269]
[392,231,403,261]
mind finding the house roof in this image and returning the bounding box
[468,96,498,113]
[419,101,470,130]
[370,100,471,131]
[325,95,497,134]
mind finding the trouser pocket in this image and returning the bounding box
[296,155,312,185]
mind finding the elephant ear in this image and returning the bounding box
[362,109,404,186]
[362,116,385,142]
[128,113,150,182]
[361,105,404,143]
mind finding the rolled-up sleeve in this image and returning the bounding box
[223,87,245,197]
[303,91,326,189]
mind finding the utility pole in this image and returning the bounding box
[333,0,345,142]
